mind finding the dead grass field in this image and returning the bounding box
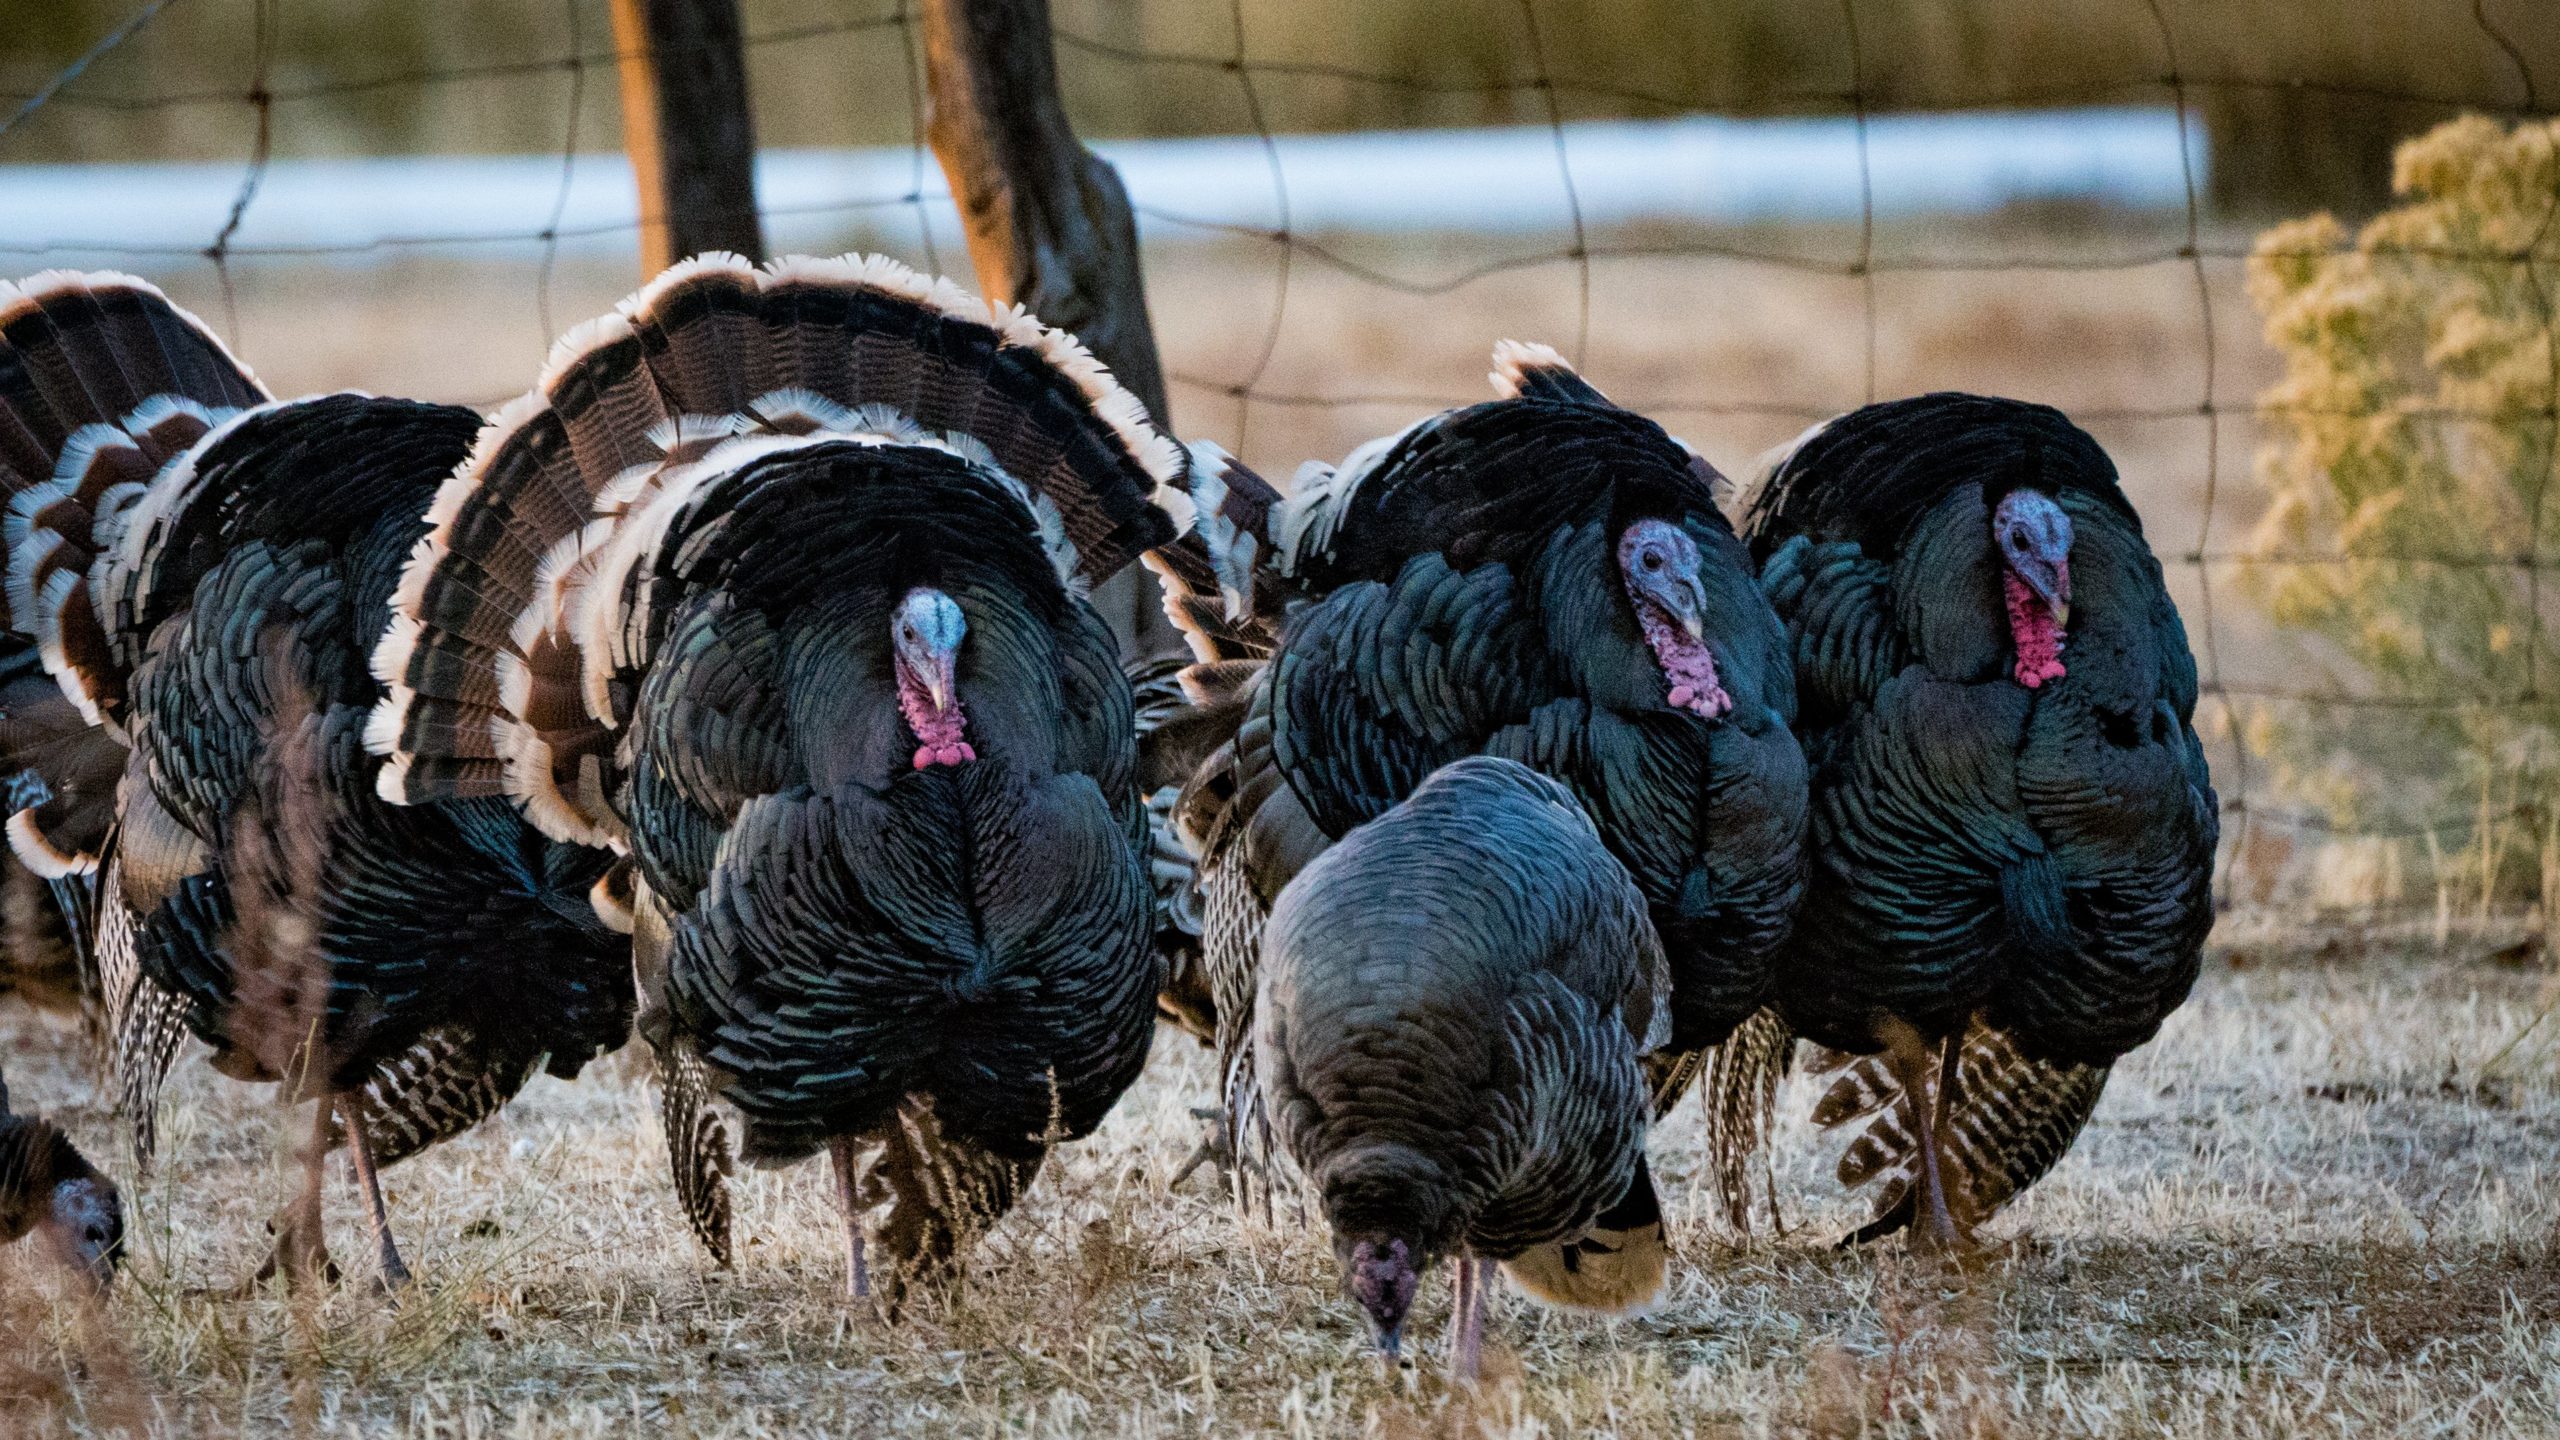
[6,927,2560,1438]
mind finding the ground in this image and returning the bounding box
[5,924,2558,1438]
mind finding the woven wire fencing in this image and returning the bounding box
[6,0,2560,928]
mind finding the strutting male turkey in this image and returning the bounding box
[0,271,632,1289]
[1261,757,1670,1379]
[371,253,1181,1309]
[1706,394,2217,1250]
[0,1059,121,1290]
[1140,342,1807,1186]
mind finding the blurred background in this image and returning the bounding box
[6,0,2559,928]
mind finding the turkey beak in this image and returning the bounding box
[1675,580,1706,642]
[924,653,957,715]
[2041,561,2072,631]
[1647,572,1705,642]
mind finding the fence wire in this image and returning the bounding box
[5,0,2559,921]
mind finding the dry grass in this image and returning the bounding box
[5,929,2559,1438]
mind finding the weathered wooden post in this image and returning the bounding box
[612,0,766,272]
[919,0,1178,652]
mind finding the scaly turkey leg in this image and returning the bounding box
[340,1099,411,1290]
[1448,1254,1488,1383]
[1880,1019,1968,1254]
[831,1137,869,1302]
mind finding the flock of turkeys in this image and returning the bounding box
[0,260,2213,1376]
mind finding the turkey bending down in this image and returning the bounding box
[0,271,634,1289]
[1707,394,2216,1250]
[0,1059,121,1290]
[1141,344,1806,1191]
[370,253,1182,1310]
[1260,757,1669,1379]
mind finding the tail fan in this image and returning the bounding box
[1822,1019,2111,1245]
[1487,339,1613,408]
[658,1040,735,1267]
[1501,1153,1668,1313]
[0,272,266,870]
[1142,440,1287,665]
[1699,1006,1797,1233]
[372,252,1187,843]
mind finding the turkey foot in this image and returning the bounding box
[340,1100,411,1292]
[1167,1107,1230,1192]
[1447,1254,1489,1383]
[1878,1020,1971,1256]
[829,1137,871,1306]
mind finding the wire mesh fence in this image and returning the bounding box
[5,0,2558,924]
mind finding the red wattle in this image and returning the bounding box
[2004,570,2067,688]
[898,667,972,768]
[1636,606,1732,720]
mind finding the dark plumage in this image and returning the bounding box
[1714,393,2216,1247]
[1144,344,1806,1181]
[0,1062,121,1290]
[1260,757,1668,1377]
[0,271,631,1288]
[372,253,1180,1307]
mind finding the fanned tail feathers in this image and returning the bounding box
[372,252,1186,845]
[0,272,265,871]
[1143,440,1286,665]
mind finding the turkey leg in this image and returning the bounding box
[1879,1020,1967,1254]
[830,1137,869,1303]
[1448,1253,1488,1382]
[340,1099,412,1290]
[228,1098,338,1295]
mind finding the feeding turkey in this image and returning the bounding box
[1258,757,1670,1380]
[0,270,634,1291]
[371,253,1181,1310]
[1140,341,1807,1192]
[1708,393,2217,1252]
[0,1060,120,1292]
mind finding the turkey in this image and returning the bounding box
[1260,756,1669,1378]
[1707,393,2217,1250]
[370,253,1182,1309]
[0,270,633,1289]
[0,1059,121,1290]
[1141,343,1806,1187]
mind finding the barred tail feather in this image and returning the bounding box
[658,1040,735,1268]
[1821,1019,2111,1243]
[1699,1007,1796,1234]
[95,857,191,1166]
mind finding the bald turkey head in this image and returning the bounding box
[1339,1233,1422,1357]
[1617,519,1730,719]
[892,587,976,769]
[1992,490,2072,689]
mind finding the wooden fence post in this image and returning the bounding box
[918,0,1179,653]
[612,0,766,273]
